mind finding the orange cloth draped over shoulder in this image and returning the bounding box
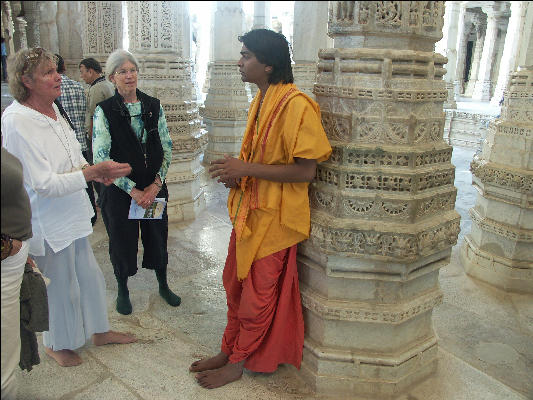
[228,83,332,280]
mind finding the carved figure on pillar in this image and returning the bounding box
[298,2,460,397]
[128,1,207,222]
[461,65,533,293]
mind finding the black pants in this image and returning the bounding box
[82,150,97,225]
[100,183,169,279]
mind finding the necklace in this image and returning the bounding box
[45,114,77,172]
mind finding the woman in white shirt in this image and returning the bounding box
[2,47,137,368]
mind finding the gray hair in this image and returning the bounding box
[105,49,139,79]
[8,47,57,102]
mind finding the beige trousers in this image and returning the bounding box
[1,241,28,400]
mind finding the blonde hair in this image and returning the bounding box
[7,47,57,102]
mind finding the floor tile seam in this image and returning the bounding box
[437,346,530,399]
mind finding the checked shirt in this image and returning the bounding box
[58,74,88,151]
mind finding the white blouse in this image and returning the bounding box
[2,100,93,256]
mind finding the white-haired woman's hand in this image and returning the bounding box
[83,160,132,185]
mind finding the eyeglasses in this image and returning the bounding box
[115,68,138,77]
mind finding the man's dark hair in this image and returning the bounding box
[55,53,65,73]
[238,29,293,84]
[79,57,102,73]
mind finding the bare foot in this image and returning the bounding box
[189,351,229,372]
[44,347,82,367]
[195,361,244,389]
[92,330,137,346]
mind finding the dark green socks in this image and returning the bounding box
[155,268,181,307]
[116,276,132,315]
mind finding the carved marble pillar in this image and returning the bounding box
[249,1,271,98]
[22,1,40,48]
[56,1,84,80]
[441,1,460,108]
[472,9,502,101]
[454,5,472,98]
[298,2,457,397]
[461,66,533,293]
[491,2,533,106]
[464,14,486,97]
[128,1,207,222]
[292,1,330,99]
[12,0,28,52]
[82,1,123,69]
[200,1,250,165]
[39,1,59,54]
[252,0,271,30]
[1,1,15,55]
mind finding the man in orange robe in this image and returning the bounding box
[190,28,332,389]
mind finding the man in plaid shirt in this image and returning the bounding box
[55,54,97,225]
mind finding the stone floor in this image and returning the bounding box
[2,83,532,399]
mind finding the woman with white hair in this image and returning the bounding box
[1,47,136,374]
[92,49,180,315]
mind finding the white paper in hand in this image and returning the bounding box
[128,198,167,219]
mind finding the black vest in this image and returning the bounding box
[98,89,163,190]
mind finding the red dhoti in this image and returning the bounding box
[221,230,304,373]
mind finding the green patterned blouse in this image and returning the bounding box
[92,102,172,194]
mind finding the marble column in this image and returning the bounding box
[249,1,271,98]
[461,65,533,293]
[12,0,28,52]
[252,1,271,30]
[292,1,330,98]
[472,8,502,101]
[22,1,40,48]
[441,1,460,108]
[464,14,486,97]
[298,2,458,397]
[56,1,84,80]
[1,1,15,55]
[82,1,123,69]
[491,2,533,106]
[454,5,472,98]
[128,1,207,222]
[200,1,250,165]
[39,1,59,54]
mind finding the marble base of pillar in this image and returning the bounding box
[297,243,450,398]
[293,62,317,99]
[444,82,457,109]
[461,159,533,294]
[166,152,206,223]
[444,110,495,149]
[472,79,492,102]
[461,68,533,293]
[202,120,246,165]
[464,79,476,97]
[453,80,464,98]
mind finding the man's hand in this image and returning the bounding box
[209,154,247,182]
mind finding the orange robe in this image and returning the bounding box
[221,83,331,372]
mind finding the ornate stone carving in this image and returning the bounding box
[82,1,123,65]
[298,2,458,397]
[128,1,206,222]
[201,3,249,165]
[443,109,496,148]
[461,66,533,293]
